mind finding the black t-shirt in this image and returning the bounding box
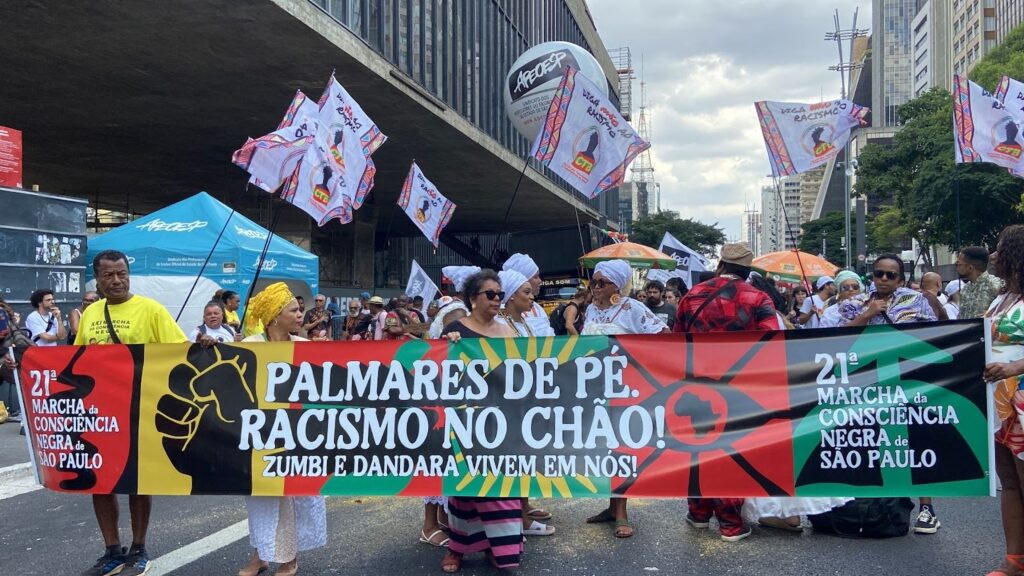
[648,302,677,330]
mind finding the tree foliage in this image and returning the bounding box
[628,210,726,258]
[854,78,1024,254]
[969,24,1024,91]
[798,211,850,266]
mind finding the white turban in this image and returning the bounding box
[498,269,529,307]
[442,265,481,292]
[502,253,539,280]
[945,279,963,297]
[594,259,631,291]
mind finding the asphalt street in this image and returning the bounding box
[0,421,1008,576]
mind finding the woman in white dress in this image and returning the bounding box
[239,282,326,576]
[742,274,853,532]
[581,260,668,538]
[496,269,558,538]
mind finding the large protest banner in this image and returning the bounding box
[17,322,988,498]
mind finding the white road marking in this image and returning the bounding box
[148,519,249,576]
[0,462,41,500]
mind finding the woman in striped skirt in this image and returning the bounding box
[439,270,524,572]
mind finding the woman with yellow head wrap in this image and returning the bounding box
[239,282,325,576]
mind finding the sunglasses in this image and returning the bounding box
[591,279,612,289]
[475,290,505,301]
[839,283,860,292]
[872,270,900,281]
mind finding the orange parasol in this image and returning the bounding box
[752,250,840,284]
[579,242,678,270]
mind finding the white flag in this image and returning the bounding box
[405,259,439,317]
[996,75,1024,178]
[232,111,316,192]
[954,76,1024,173]
[398,162,456,248]
[530,66,649,199]
[645,232,710,289]
[248,90,321,192]
[755,99,868,178]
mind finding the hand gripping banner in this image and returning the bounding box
[18,322,989,498]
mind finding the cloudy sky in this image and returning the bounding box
[587,0,872,239]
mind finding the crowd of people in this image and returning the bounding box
[1,227,1023,574]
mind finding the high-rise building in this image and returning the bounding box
[873,0,918,127]
[741,206,762,256]
[952,0,998,76]
[617,181,650,235]
[798,166,826,226]
[761,181,801,254]
[996,0,1024,42]
[912,1,953,95]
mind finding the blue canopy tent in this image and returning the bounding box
[86,192,318,332]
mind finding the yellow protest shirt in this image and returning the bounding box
[74,294,187,345]
[223,308,240,327]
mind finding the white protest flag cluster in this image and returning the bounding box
[956,74,1024,178]
[405,259,439,317]
[232,73,387,226]
[645,232,710,289]
[755,99,869,178]
[398,162,456,248]
[530,66,650,199]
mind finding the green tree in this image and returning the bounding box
[797,211,873,267]
[628,210,726,258]
[854,83,1023,254]
[869,205,915,254]
[967,24,1024,91]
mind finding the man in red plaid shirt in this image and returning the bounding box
[673,242,778,542]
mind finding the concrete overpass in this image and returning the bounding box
[0,0,618,286]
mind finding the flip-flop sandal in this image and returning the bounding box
[526,507,552,521]
[523,520,556,536]
[586,508,615,524]
[441,551,462,573]
[419,529,449,547]
[614,519,634,538]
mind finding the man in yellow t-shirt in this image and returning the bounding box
[75,249,186,576]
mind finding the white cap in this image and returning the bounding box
[815,276,835,290]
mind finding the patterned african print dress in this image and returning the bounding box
[986,293,1024,459]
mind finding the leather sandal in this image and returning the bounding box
[441,551,462,573]
[586,508,615,523]
[614,518,634,538]
[237,551,269,576]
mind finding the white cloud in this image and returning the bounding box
[588,0,872,239]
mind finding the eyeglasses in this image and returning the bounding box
[591,279,612,289]
[315,298,325,302]
[475,290,505,301]
[872,270,900,281]
[839,283,860,292]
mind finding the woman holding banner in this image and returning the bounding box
[440,269,523,573]
[497,269,558,538]
[239,282,326,576]
[581,259,668,539]
[983,225,1024,576]
[417,266,480,549]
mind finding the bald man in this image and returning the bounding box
[919,272,949,321]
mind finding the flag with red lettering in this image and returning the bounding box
[530,66,649,199]
[755,99,868,178]
[398,162,456,248]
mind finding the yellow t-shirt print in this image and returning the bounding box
[74,295,187,345]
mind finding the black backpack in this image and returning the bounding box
[807,498,914,538]
[549,303,570,335]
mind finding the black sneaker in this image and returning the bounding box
[81,547,127,576]
[118,548,151,576]
[913,507,941,534]
[685,514,710,529]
